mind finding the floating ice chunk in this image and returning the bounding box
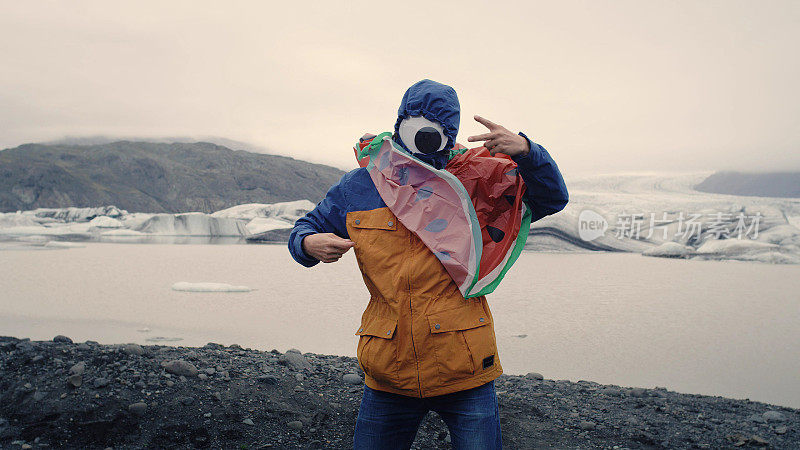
[101,229,146,236]
[643,242,694,258]
[171,282,253,292]
[89,216,123,228]
[741,251,800,264]
[15,235,49,243]
[137,327,152,333]
[756,224,800,245]
[44,241,85,248]
[696,238,778,256]
[0,242,51,251]
[1,225,75,236]
[145,336,183,342]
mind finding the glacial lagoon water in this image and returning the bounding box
[1,243,799,408]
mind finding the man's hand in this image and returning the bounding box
[302,233,355,263]
[467,115,530,157]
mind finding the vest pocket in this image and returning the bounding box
[349,213,398,248]
[355,314,399,385]
[426,304,495,384]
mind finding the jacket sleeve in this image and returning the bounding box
[288,172,352,267]
[511,132,569,222]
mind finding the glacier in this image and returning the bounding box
[529,172,800,264]
[0,177,797,264]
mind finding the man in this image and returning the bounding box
[288,79,568,449]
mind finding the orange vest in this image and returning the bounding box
[348,206,502,397]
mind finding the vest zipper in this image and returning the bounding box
[407,230,424,397]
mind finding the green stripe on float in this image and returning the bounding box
[466,205,532,298]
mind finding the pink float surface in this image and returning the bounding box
[355,135,529,298]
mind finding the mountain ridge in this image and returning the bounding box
[0,140,345,213]
[34,134,278,156]
[695,171,800,198]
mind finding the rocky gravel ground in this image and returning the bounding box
[1,335,798,449]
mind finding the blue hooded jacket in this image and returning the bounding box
[394,79,460,167]
[289,80,569,267]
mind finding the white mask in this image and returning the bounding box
[398,116,447,154]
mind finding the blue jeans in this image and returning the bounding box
[353,380,502,449]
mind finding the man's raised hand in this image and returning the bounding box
[467,115,530,157]
[302,233,355,263]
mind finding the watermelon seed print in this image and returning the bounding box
[396,167,409,185]
[486,226,506,243]
[358,135,531,298]
[379,151,390,170]
[424,219,449,233]
[415,186,434,203]
[434,251,451,260]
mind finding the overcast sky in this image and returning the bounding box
[1,0,798,175]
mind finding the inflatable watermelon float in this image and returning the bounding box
[355,133,531,298]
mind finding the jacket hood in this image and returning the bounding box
[394,79,460,158]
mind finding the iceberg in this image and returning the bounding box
[0,212,39,228]
[643,242,694,258]
[755,224,800,246]
[119,212,158,230]
[211,200,315,240]
[739,251,800,264]
[89,216,123,228]
[211,200,315,220]
[696,238,778,259]
[171,282,253,292]
[0,200,310,241]
[134,213,247,236]
[32,206,126,222]
[1,206,251,239]
[0,207,121,238]
[245,217,295,235]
